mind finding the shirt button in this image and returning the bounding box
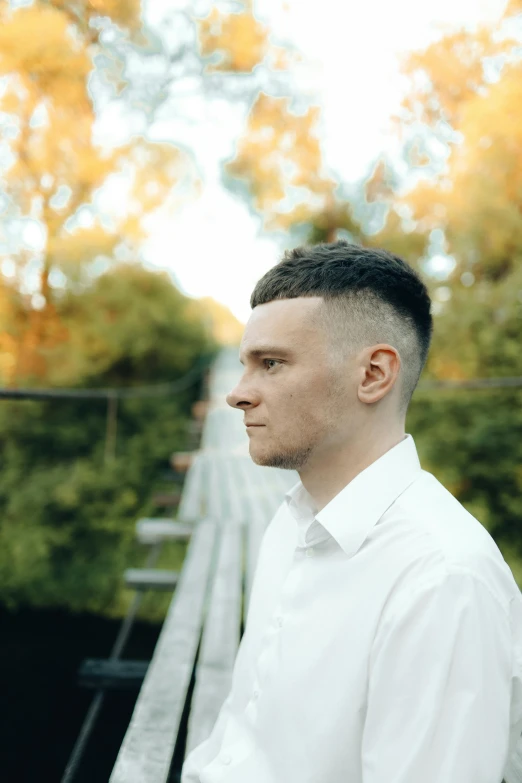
[306,547,315,557]
[275,615,283,628]
[252,689,260,700]
[221,753,232,765]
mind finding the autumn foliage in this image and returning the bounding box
[366,4,522,570]
[198,5,270,72]
[0,0,296,613]
[2,0,522,608]
[0,1,198,384]
[381,2,522,283]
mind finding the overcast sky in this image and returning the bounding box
[142,0,507,323]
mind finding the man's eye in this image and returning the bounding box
[264,359,280,370]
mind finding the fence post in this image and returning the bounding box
[104,393,118,463]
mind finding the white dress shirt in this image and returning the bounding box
[181,434,522,783]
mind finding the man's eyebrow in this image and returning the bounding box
[238,346,293,365]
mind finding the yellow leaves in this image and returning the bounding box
[365,159,394,203]
[0,0,142,120]
[191,297,244,346]
[404,57,522,279]
[0,6,91,108]
[126,142,185,207]
[117,140,198,241]
[401,26,508,127]
[366,209,428,266]
[3,298,70,385]
[198,4,295,73]
[0,0,190,272]
[429,357,469,381]
[85,0,141,31]
[269,45,291,71]
[406,141,431,168]
[503,0,522,18]
[198,6,269,72]
[393,2,522,281]
[0,282,20,385]
[227,93,335,229]
[458,59,522,176]
[47,226,119,270]
[46,0,142,33]
[0,0,195,384]
[71,145,119,193]
[0,86,22,115]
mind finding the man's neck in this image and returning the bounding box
[299,429,407,513]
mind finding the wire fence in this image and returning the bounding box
[1,371,522,402]
[0,356,211,400]
[0,357,212,462]
[417,376,522,391]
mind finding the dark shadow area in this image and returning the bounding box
[0,604,161,783]
[167,632,202,782]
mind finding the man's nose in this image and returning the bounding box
[226,380,256,409]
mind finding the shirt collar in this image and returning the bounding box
[284,434,422,557]
[285,481,319,548]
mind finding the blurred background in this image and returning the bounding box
[1,0,522,779]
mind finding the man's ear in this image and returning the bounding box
[357,345,401,405]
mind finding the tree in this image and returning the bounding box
[0,265,216,615]
[0,1,197,383]
[0,0,300,615]
[406,261,522,562]
[195,297,245,345]
[0,0,297,385]
[225,91,361,242]
[378,1,522,282]
[371,4,522,569]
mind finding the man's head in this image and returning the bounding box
[226,240,432,471]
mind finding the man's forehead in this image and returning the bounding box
[247,296,323,329]
[239,297,324,360]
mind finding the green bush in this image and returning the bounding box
[0,265,217,615]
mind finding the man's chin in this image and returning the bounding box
[249,445,307,471]
[249,447,271,467]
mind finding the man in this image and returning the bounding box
[182,240,522,782]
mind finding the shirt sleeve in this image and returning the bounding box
[361,569,512,783]
[181,548,262,782]
[181,692,234,782]
[181,617,255,782]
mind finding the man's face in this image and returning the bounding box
[226,297,358,470]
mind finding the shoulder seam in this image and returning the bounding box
[429,565,511,620]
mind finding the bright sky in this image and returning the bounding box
[141,0,507,324]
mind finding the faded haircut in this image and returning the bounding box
[250,240,433,411]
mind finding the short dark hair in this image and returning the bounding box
[250,240,433,409]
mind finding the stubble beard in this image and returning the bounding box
[250,441,314,471]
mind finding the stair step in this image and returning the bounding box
[152,491,181,508]
[78,658,148,690]
[136,518,192,545]
[124,568,179,590]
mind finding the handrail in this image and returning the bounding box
[0,356,212,400]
